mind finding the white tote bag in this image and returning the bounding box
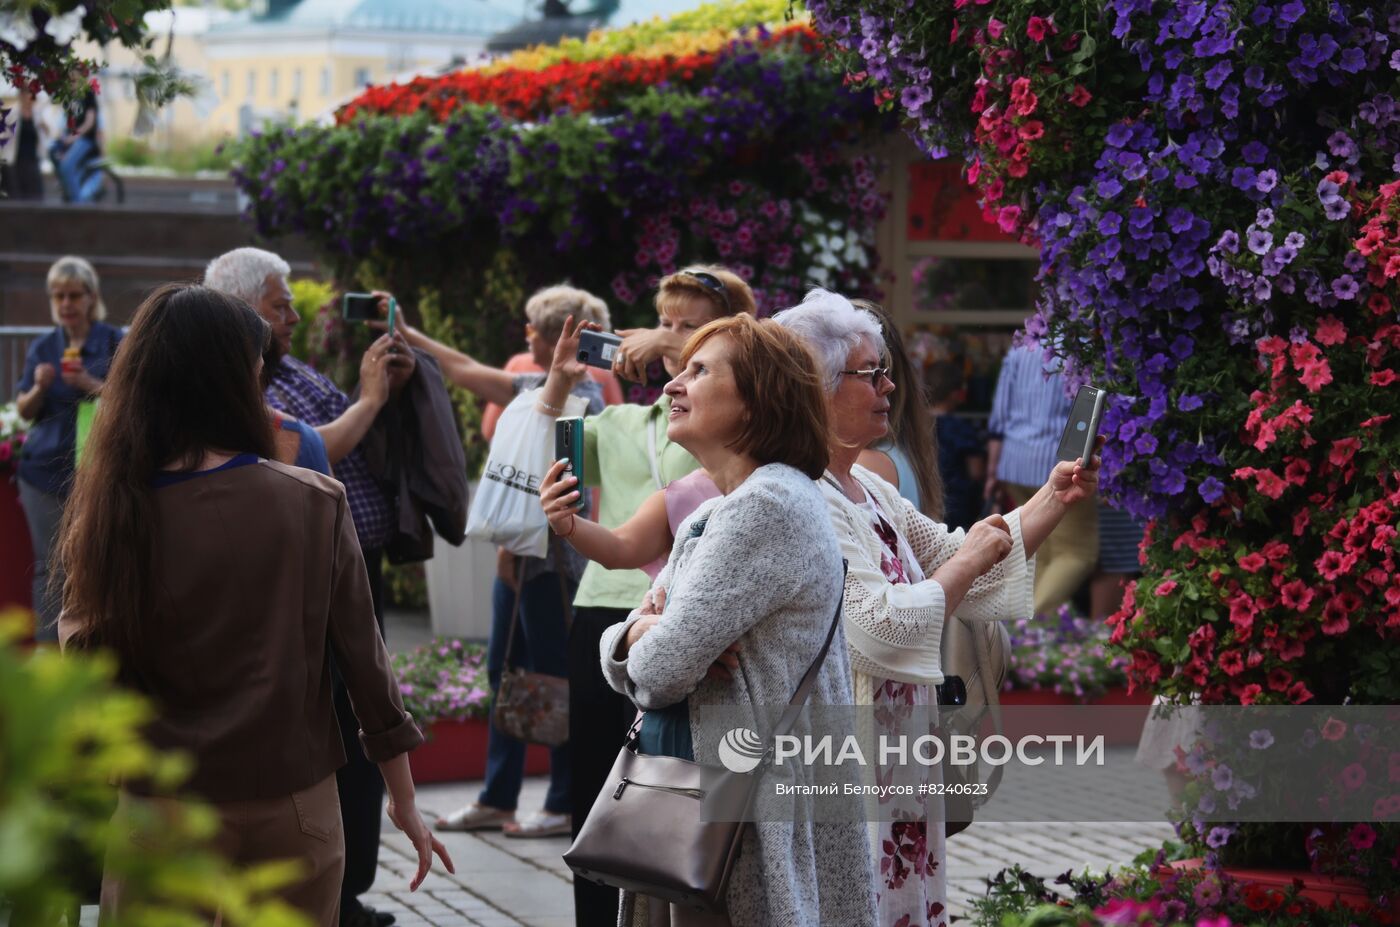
[465,388,587,558]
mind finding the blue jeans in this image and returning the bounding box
[51,137,102,203]
[480,572,572,814]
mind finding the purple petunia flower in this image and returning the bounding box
[1216,230,1240,253]
[1178,393,1204,411]
[1254,277,1273,301]
[1344,250,1366,272]
[1332,275,1360,299]
[1256,169,1279,192]
[1285,231,1306,250]
[1206,826,1235,849]
[1328,131,1358,159]
[1317,176,1342,204]
[1273,244,1298,266]
[1098,177,1124,198]
[1241,141,1269,164]
[1324,198,1351,221]
[1231,166,1258,190]
[1250,729,1275,749]
[1212,764,1233,791]
[1247,228,1274,255]
[1255,207,1275,228]
[1199,476,1225,502]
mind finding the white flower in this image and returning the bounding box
[43,5,86,45]
[0,13,39,48]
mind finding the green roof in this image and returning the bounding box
[211,0,522,35]
[209,0,731,38]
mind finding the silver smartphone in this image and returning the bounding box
[1056,385,1107,463]
[577,330,622,369]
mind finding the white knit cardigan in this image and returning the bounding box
[819,465,1036,692]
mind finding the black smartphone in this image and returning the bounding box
[577,330,622,370]
[1057,384,1108,464]
[342,292,379,322]
[555,417,585,508]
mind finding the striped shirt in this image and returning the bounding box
[987,344,1070,488]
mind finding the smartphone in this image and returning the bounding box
[342,292,379,322]
[1057,385,1108,464]
[386,298,397,337]
[577,330,622,370]
[555,417,585,508]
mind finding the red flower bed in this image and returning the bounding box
[338,24,819,123]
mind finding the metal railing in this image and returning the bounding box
[0,326,51,403]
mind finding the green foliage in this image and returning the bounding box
[287,277,337,366]
[0,610,312,926]
[383,561,428,611]
[106,136,235,175]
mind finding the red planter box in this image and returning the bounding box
[997,686,1153,746]
[0,476,34,613]
[409,717,551,784]
[1170,858,1387,914]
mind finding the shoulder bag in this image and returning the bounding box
[563,563,847,914]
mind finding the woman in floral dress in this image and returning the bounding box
[776,290,1100,925]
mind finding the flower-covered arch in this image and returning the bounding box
[810,0,1400,899]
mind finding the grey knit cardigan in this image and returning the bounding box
[600,463,877,927]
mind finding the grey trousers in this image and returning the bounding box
[17,477,64,642]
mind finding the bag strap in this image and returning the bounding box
[502,539,576,671]
[500,554,528,672]
[971,620,1006,802]
[771,561,848,742]
[647,409,664,491]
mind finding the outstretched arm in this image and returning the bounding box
[541,459,672,570]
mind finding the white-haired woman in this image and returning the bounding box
[774,290,1100,927]
[409,285,613,838]
[14,256,122,642]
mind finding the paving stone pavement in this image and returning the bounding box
[364,753,1176,927]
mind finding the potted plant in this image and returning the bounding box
[1003,606,1141,704]
[969,860,1389,926]
[391,637,550,783]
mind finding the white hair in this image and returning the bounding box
[525,284,611,342]
[772,288,885,393]
[204,247,291,307]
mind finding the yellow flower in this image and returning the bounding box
[477,0,808,74]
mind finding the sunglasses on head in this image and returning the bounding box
[679,270,731,313]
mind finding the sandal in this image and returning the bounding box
[502,811,572,838]
[435,803,516,832]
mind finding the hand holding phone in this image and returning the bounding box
[344,292,397,336]
[577,330,622,370]
[1057,385,1108,464]
[554,417,585,508]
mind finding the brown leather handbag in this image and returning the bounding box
[563,566,846,914]
[491,541,572,748]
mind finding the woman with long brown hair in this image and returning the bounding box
[56,283,452,922]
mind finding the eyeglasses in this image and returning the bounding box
[841,367,891,387]
[679,270,731,313]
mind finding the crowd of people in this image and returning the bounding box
[13,251,1108,926]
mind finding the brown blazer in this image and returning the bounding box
[60,459,422,802]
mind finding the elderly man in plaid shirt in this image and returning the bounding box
[206,247,414,927]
